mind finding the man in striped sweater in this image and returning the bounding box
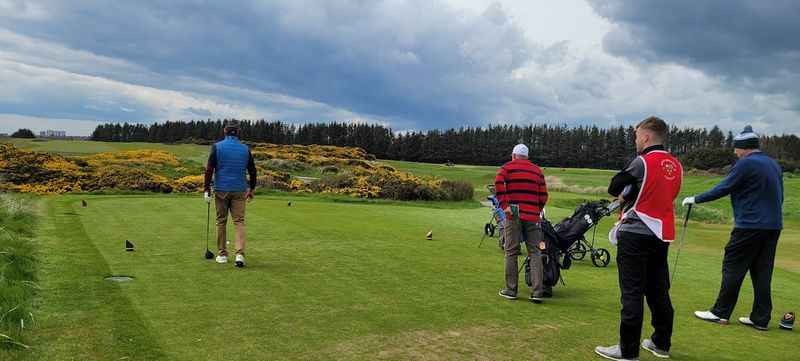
[496,144,549,303]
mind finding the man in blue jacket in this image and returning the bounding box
[684,125,783,331]
[204,120,257,268]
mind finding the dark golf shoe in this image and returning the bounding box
[498,288,517,300]
[780,312,794,330]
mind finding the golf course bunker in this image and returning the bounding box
[105,275,134,282]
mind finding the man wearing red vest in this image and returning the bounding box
[596,117,683,361]
[495,144,549,303]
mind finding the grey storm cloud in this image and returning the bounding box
[588,0,800,97]
[0,0,558,128]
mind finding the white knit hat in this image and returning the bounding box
[512,144,529,157]
[733,125,759,149]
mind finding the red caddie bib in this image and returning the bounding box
[623,150,683,242]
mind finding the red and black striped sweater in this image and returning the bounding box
[494,159,548,222]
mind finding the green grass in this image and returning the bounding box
[3,138,209,163]
[1,193,795,360]
[0,194,38,350]
[2,141,798,359]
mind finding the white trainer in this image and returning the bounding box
[694,310,728,324]
[738,317,768,331]
[235,254,245,268]
[215,255,228,264]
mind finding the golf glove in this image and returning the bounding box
[682,196,696,207]
[204,191,212,203]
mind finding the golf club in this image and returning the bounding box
[204,199,214,260]
[671,204,693,282]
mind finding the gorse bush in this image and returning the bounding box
[260,159,312,173]
[85,150,180,167]
[0,143,474,201]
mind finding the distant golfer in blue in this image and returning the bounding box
[204,120,257,268]
[684,125,783,330]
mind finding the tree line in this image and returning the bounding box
[89,120,800,171]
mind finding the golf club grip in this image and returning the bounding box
[684,204,693,225]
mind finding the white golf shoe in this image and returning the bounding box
[738,317,768,331]
[694,310,728,324]
[215,255,228,264]
[235,254,245,268]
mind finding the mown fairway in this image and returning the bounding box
[2,139,798,360]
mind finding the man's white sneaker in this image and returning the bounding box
[738,317,768,331]
[235,254,245,268]
[215,255,228,264]
[594,345,638,361]
[694,310,728,324]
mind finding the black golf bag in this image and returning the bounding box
[553,201,606,247]
[552,200,618,267]
[523,219,567,289]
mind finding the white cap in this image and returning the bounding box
[512,144,529,157]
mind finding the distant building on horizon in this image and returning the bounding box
[0,133,8,137]
[39,130,67,138]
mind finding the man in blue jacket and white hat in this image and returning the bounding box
[684,125,783,331]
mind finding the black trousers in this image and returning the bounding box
[617,231,673,358]
[710,228,780,327]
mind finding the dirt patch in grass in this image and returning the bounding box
[311,324,563,360]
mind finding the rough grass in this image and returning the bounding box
[0,194,38,351]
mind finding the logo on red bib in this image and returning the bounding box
[661,159,678,181]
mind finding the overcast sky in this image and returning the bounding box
[1,0,798,136]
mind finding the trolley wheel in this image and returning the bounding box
[569,242,587,261]
[484,223,495,236]
[591,248,611,267]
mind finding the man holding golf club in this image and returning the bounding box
[495,144,549,303]
[204,120,257,268]
[686,125,784,331]
[596,116,683,361]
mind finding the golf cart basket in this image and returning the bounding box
[480,185,506,248]
[548,199,620,267]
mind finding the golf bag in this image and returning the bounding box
[550,200,618,267]
[523,222,564,288]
